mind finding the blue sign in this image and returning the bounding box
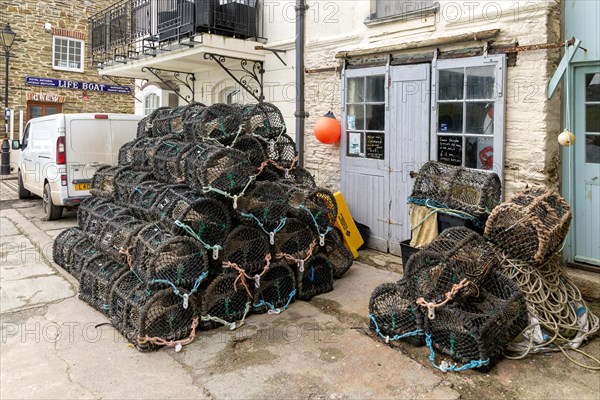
[25,76,131,95]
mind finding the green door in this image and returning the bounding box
[574,65,600,266]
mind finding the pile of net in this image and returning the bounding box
[52,102,354,351]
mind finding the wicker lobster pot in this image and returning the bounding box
[130,223,209,289]
[425,271,528,368]
[77,196,110,231]
[484,187,572,265]
[109,271,198,351]
[80,202,131,237]
[189,103,244,145]
[296,254,334,301]
[152,140,194,183]
[96,214,146,263]
[65,237,99,280]
[127,181,170,220]
[53,227,87,269]
[89,165,121,198]
[369,279,424,345]
[113,167,154,204]
[410,161,501,218]
[243,102,287,140]
[79,252,128,314]
[253,261,296,314]
[321,232,353,279]
[222,225,271,274]
[198,272,252,330]
[405,227,498,304]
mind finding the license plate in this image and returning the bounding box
[75,183,90,191]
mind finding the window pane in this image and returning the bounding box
[437,135,462,166]
[346,104,364,130]
[366,76,385,102]
[466,102,494,134]
[347,78,364,103]
[365,132,385,160]
[46,107,60,116]
[586,135,600,163]
[438,68,464,100]
[586,73,600,102]
[438,103,463,133]
[586,104,600,132]
[29,106,43,120]
[347,131,363,157]
[366,104,385,131]
[465,136,494,170]
[466,66,496,99]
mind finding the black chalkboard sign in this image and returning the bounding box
[366,132,385,160]
[438,136,462,166]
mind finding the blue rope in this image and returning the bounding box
[240,213,287,243]
[174,220,223,259]
[253,289,296,314]
[369,314,423,343]
[149,271,209,302]
[298,205,333,243]
[407,197,484,229]
[425,333,489,372]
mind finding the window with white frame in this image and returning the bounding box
[369,0,437,21]
[52,36,84,72]
[432,55,506,175]
[144,93,160,115]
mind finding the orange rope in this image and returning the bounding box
[276,239,317,266]
[119,247,133,269]
[222,254,272,298]
[416,278,472,319]
[137,317,199,348]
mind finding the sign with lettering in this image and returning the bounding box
[438,135,462,166]
[366,132,385,160]
[25,76,131,94]
[26,93,66,103]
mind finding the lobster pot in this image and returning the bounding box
[109,271,197,351]
[237,182,291,242]
[173,197,232,257]
[53,227,87,269]
[425,271,528,367]
[136,116,149,139]
[410,161,501,218]
[222,225,270,274]
[279,167,316,191]
[138,107,170,139]
[90,165,121,198]
[199,272,252,330]
[368,279,424,345]
[321,232,353,279]
[97,215,145,263]
[151,185,200,227]
[80,202,131,238]
[186,145,255,200]
[79,252,128,314]
[166,106,186,138]
[296,254,334,301]
[266,133,296,169]
[153,140,194,183]
[406,227,498,303]
[182,103,207,141]
[273,218,316,262]
[113,168,154,204]
[151,107,174,137]
[77,197,110,230]
[131,224,209,289]
[131,137,159,171]
[127,181,169,220]
[484,188,572,265]
[118,139,136,166]
[256,163,284,183]
[189,104,244,145]
[298,188,338,244]
[253,262,296,314]
[244,102,286,140]
[65,237,99,280]
[231,135,267,169]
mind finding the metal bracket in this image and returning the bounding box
[101,75,143,103]
[203,53,264,102]
[140,66,196,104]
[255,46,287,66]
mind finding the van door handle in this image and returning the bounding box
[24,158,32,162]
[39,155,51,159]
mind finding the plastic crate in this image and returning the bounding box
[400,239,419,275]
[437,212,485,235]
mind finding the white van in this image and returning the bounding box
[12,113,142,220]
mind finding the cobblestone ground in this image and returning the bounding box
[1,177,598,400]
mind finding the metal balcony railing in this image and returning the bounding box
[89,0,264,68]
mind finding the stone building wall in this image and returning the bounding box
[1,0,135,139]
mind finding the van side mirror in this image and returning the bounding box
[11,140,20,150]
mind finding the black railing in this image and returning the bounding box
[90,0,264,68]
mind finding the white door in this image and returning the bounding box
[341,64,431,254]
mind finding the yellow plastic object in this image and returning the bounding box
[333,191,364,259]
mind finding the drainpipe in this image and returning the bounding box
[294,0,308,167]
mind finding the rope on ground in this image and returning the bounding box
[137,317,199,348]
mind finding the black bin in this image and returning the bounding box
[400,239,419,275]
[437,212,485,235]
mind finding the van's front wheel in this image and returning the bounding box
[18,170,31,199]
[43,182,63,220]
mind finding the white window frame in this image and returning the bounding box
[143,93,161,115]
[52,36,85,73]
[430,54,506,180]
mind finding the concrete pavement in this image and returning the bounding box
[1,178,599,400]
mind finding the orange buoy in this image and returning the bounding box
[314,111,341,144]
